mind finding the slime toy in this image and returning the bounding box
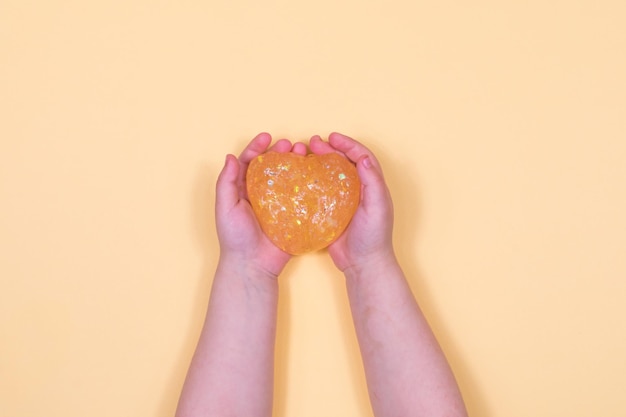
[246,151,360,255]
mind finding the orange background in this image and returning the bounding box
[1,1,625,416]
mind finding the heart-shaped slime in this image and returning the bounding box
[246,151,360,255]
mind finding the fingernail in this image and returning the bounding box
[362,156,372,169]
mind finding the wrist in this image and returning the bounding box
[342,248,400,282]
[217,252,281,283]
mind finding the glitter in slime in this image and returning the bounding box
[246,151,360,255]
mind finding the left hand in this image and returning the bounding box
[215,133,306,278]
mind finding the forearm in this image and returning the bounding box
[345,256,467,417]
[176,255,279,417]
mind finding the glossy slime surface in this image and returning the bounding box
[246,151,360,255]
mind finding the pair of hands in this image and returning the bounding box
[215,132,395,278]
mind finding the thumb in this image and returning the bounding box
[215,154,240,214]
[356,155,391,213]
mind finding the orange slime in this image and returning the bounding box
[246,151,360,255]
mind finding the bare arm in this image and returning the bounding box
[176,134,301,417]
[176,257,279,417]
[310,133,468,417]
[345,258,467,416]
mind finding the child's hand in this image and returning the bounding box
[215,133,306,278]
[309,132,396,273]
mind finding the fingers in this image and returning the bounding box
[239,134,299,157]
[266,138,306,156]
[215,154,240,214]
[292,141,307,156]
[239,132,273,164]
[239,133,376,164]
[224,132,389,215]
[355,154,389,212]
[321,133,390,213]
[235,133,304,201]
[309,135,342,156]
[237,133,273,199]
[268,138,293,153]
[237,132,381,169]
[310,133,382,174]
[328,132,382,172]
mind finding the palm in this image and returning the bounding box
[215,133,307,277]
[218,196,290,276]
[327,191,391,271]
[308,133,394,272]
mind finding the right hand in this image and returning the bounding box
[308,132,396,273]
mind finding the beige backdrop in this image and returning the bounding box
[2,1,625,416]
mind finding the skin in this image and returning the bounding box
[175,132,468,417]
[310,133,468,417]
